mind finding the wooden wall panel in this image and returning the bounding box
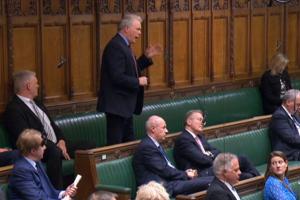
[71,24,94,99]
[13,27,38,73]
[43,26,67,102]
[0,25,5,110]
[234,16,249,77]
[148,20,167,88]
[268,13,282,59]
[173,20,190,86]
[192,18,210,84]
[287,12,299,70]
[212,18,229,81]
[100,24,118,53]
[251,15,266,75]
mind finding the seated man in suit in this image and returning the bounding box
[205,153,241,200]
[3,70,95,189]
[132,115,213,197]
[269,89,300,161]
[174,110,259,180]
[9,129,77,200]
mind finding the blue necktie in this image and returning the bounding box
[158,145,175,168]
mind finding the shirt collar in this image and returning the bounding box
[118,32,130,46]
[185,129,198,139]
[17,94,32,103]
[148,135,160,148]
[282,105,294,120]
[24,156,37,170]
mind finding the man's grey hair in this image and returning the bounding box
[13,70,36,93]
[87,191,118,200]
[184,110,203,126]
[282,89,300,103]
[118,13,142,31]
[213,153,238,177]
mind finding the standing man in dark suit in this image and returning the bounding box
[269,89,300,160]
[133,115,213,197]
[3,70,93,189]
[9,129,77,200]
[205,153,241,200]
[174,110,259,180]
[97,14,161,145]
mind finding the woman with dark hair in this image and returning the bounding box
[260,53,292,114]
[264,151,297,200]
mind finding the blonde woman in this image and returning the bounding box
[135,181,170,200]
[260,53,292,114]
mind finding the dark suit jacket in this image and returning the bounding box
[174,130,220,175]
[3,95,64,148]
[97,34,153,118]
[9,157,60,200]
[260,69,292,114]
[133,136,188,187]
[205,177,239,200]
[269,106,300,160]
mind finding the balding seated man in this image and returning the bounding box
[269,89,300,161]
[174,110,259,180]
[8,129,77,200]
[133,115,213,197]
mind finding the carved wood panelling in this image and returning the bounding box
[71,0,93,15]
[173,0,190,12]
[12,27,38,73]
[252,0,266,8]
[0,25,4,110]
[193,0,209,11]
[125,0,144,13]
[267,13,282,61]
[234,17,249,77]
[148,0,166,12]
[42,26,68,102]
[148,20,168,88]
[7,0,37,16]
[251,16,266,74]
[286,13,299,71]
[43,0,66,15]
[287,0,299,6]
[99,0,121,14]
[213,0,229,10]
[0,1,2,16]
[233,0,249,9]
[71,24,95,99]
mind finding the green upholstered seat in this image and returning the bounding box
[54,112,106,147]
[96,156,136,197]
[209,128,271,167]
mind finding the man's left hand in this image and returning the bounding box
[145,44,162,58]
[57,140,71,160]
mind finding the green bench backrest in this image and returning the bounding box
[0,124,11,148]
[208,128,270,166]
[54,112,106,147]
[202,88,263,126]
[292,79,300,90]
[96,156,136,197]
[134,87,263,140]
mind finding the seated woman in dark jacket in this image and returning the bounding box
[260,53,292,114]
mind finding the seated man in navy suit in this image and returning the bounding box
[269,89,300,160]
[9,129,77,200]
[174,110,259,180]
[132,115,213,197]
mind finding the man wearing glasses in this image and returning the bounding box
[173,110,259,180]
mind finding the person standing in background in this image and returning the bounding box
[97,14,162,145]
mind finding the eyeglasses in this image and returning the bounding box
[271,160,285,166]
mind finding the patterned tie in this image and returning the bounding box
[30,101,57,143]
[128,45,138,77]
[194,136,210,156]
